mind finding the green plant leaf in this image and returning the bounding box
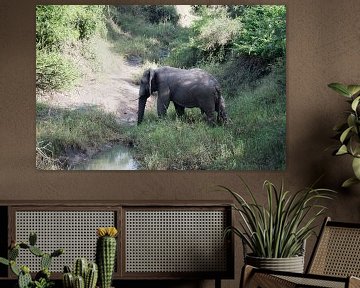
[336,145,348,155]
[0,257,9,266]
[349,135,360,156]
[328,83,352,97]
[340,126,353,143]
[347,114,356,128]
[342,177,360,188]
[351,96,360,111]
[348,85,360,97]
[352,157,360,179]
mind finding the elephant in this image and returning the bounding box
[137,66,227,125]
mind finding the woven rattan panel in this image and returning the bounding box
[15,211,115,272]
[277,275,345,288]
[125,210,227,273]
[310,226,360,277]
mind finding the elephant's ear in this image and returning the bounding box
[149,69,155,94]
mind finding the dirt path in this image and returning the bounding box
[39,6,195,124]
[40,38,154,124]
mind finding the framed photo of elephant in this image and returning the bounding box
[36,4,286,170]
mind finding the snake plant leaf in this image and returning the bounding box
[342,177,360,188]
[347,85,360,97]
[328,83,352,97]
[336,145,348,155]
[351,96,360,111]
[340,126,353,143]
[352,157,360,179]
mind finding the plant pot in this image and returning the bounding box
[245,254,304,273]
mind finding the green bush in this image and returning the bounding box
[36,5,106,50]
[191,7,241,63]
[36,5,106,91]
[233,5,286,59]
[36,50,79,91]
[141,5,179,25]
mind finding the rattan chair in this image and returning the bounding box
[241,217,360,288]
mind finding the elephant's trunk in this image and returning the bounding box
[137,97,147,125]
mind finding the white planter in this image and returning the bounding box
[245,254,305,273]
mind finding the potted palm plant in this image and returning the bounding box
[222,179,334,273]
[328,83,360,187]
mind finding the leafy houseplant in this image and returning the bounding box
[328,83,360,187]
[0,232,63,288]
[222,179,334,272]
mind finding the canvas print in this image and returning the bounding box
[36,5,286,170]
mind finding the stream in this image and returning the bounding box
[72,144,139,170]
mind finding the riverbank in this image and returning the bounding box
[35,34,156,170]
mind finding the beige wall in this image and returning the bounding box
[1,1,360,287]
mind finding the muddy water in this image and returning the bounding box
[73,144,139,170]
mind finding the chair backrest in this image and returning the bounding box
[307,217,360,277]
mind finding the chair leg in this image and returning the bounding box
[240,265,255,288]
[349,276,360,288]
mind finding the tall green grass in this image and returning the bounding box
[126,62,286,170]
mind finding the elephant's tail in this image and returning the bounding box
[215,86,228,124]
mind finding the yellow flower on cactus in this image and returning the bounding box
[97,227,118,237]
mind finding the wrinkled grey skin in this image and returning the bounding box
[138,66,227,125]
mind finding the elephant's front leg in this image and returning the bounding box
[157,88,171,118]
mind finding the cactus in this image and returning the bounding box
[10,260,20,276]
[29,245,44,257]
[64,265,72,273]
[74,258,88,279]
[9,246,19,260]
[96,227,118,288]
[51,248,64,257]
[35,268,50,281]
[74,275,85,288]
[0,233,63,288]
[0,257,9,266]
[29,232,37,246]
[85,262,98,288]
[63,259,98,288]
[63,272,74,288]
[18,269,32,288]
[41,253,52,270]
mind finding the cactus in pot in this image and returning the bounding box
[96,227,118,288]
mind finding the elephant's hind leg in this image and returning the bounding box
[205,111,217,126]
[174,102,185,117]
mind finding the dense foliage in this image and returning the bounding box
[36,5,106,91]
[167,5,286,67]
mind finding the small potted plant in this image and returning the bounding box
[328,83,360,187]
[0,232,63,288]
[222,179,334,272]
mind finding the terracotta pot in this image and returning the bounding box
[245,254,305,273]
